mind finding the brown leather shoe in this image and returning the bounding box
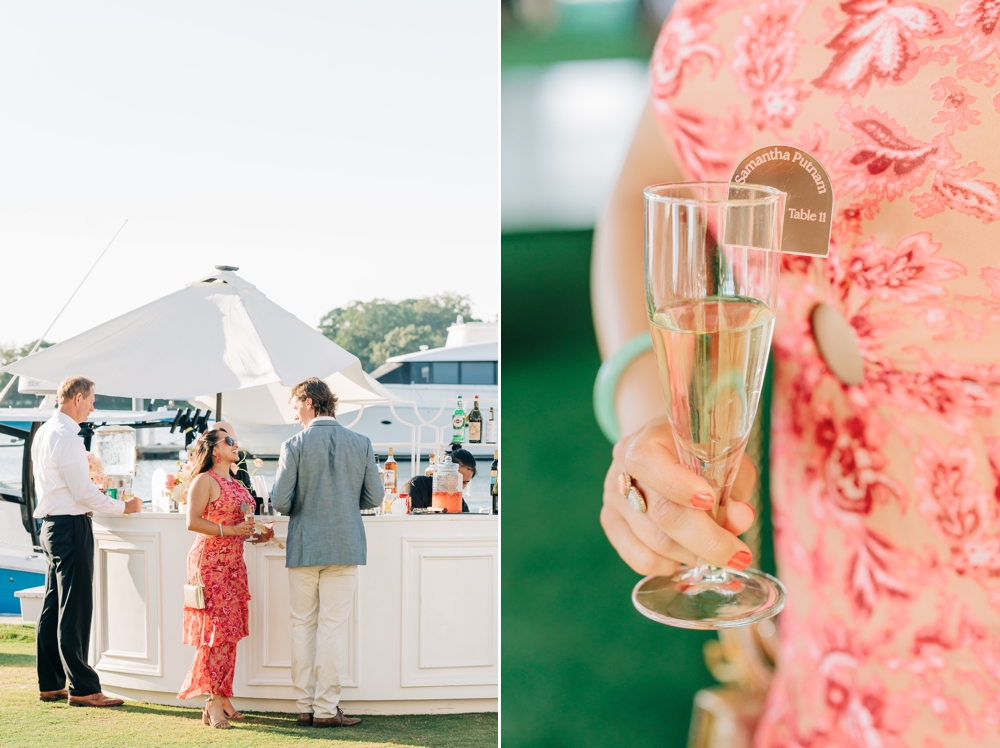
[39,689,68,702]
[68,692,124,707]
[297,713,313,725]
[313,707,361,727]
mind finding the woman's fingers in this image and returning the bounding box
[622,424,717,511]
[730,455,758,504]
[722,500,755,537]
[600,506,682,577]
[613,494,700,566]
[725,456,759,536]
[631,480,755,570]
[605,469,700,566]
[614,475,753,563]
[614,472,755,556]
[606,421,760,572]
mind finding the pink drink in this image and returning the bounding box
[432,491,463,513]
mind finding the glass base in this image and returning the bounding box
[632,564,786,630]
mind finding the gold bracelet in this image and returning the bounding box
[218,523,224,537]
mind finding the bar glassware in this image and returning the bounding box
[632,182,787,629]
[240,502,257,538]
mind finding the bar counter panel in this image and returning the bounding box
[89,512,498,714]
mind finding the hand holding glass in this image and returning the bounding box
[240,503,257,538]
[632,182,787,629]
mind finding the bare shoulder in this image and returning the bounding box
[189,472,220,502]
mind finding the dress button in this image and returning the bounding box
[809,303,864,385]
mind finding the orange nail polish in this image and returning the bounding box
[691,492,715,510]
[728,551,752,570]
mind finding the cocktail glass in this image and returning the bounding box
[632,182,787,629]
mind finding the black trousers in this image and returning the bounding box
[37,515,102,696]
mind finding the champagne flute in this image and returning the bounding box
[632,182,787,629]
[240,502,256,538]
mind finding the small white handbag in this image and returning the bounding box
[183,578,205,609]
[183,543,206,609]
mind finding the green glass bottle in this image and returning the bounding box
[451,396,466,444]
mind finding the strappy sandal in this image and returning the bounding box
[224,706,244,720]
[202,697,231,729]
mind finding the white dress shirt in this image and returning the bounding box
[32,411,126,518]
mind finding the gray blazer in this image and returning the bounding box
[270,418,383,568]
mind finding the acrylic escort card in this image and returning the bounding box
[730,146,834,258]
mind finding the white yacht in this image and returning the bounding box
[224,320,499,460]
[359,320,499,458]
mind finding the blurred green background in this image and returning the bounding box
[504,231,713,748]
[501,3,775,746]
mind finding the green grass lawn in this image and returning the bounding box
[0,625,496,748]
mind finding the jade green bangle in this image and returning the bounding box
[593,332,653,444]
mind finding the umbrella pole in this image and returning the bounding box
[216,392,222,422]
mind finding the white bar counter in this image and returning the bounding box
[88,511,498,714]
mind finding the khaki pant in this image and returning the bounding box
[288,564,357,717]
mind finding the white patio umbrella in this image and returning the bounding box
[1,267,392,416]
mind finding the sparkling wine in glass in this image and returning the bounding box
[240,502,257,537]
[632,182,787,629]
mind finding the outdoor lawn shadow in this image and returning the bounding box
[181,711,461,746]
[0,653,36,667]
[110,703,494,747]
[116,703,202,720]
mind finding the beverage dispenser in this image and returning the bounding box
[94,425,136,498]
[432,455,463,513]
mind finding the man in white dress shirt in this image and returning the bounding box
[33,376,141,707]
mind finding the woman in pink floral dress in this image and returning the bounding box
[177,429,256,729]
[595,0,1000,744]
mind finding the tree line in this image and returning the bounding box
[319,293,479,372]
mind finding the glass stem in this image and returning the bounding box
[693,480,735,580]
[692,561,730,582]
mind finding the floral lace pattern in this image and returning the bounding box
[652,0,1000,743]
[177,470,251,699]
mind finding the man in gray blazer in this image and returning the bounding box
[270,377,383,728]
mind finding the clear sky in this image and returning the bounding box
[0,1,498,347]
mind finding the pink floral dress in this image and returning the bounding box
[652,0,1000,744]
[177,470,251,699]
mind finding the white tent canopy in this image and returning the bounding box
[192,365,392,425]
[2,267,393,418]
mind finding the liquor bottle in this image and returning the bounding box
[484,407,497,444]
[424,453,437,476]
[452,396,466,444]
[384,448,397,494]
[491,450,498,515]
[468,396,483,443]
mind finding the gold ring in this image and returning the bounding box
[619,471,647,513]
